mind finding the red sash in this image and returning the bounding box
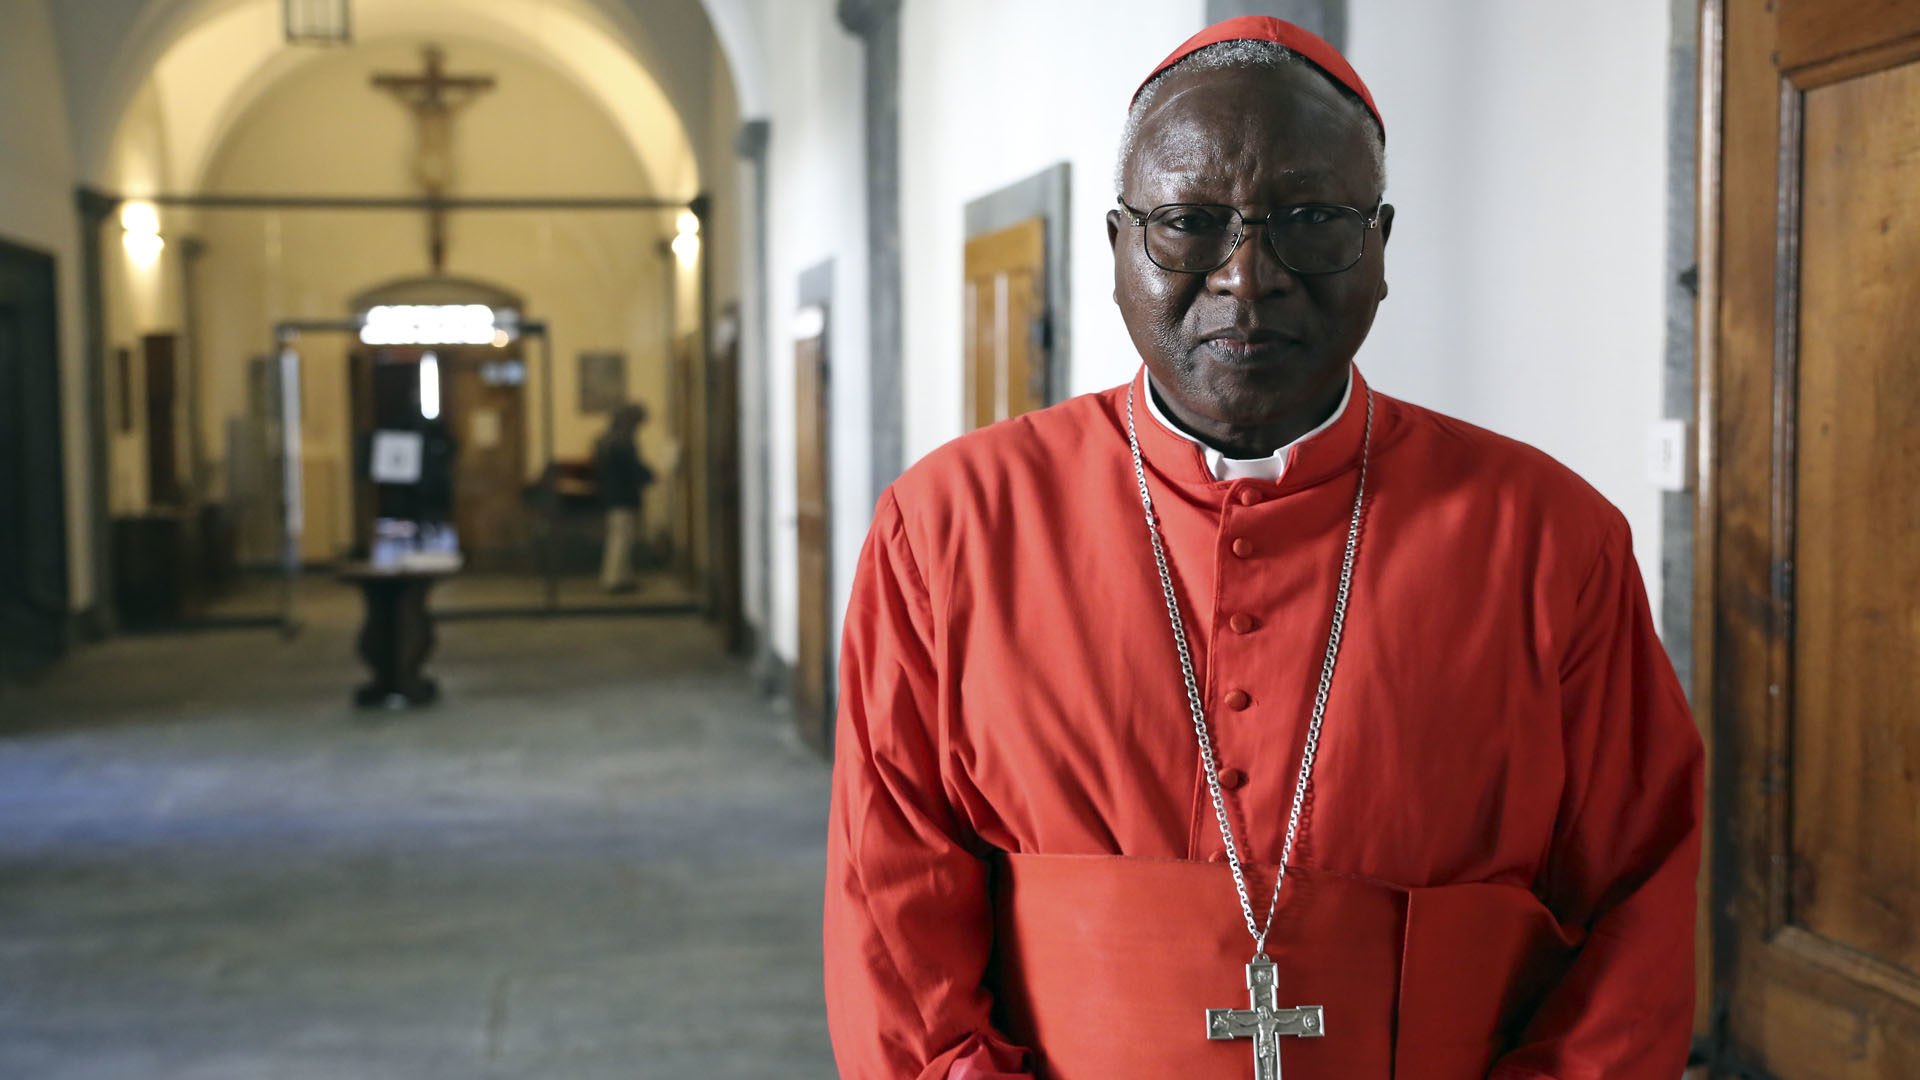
[990,853,1581,1079]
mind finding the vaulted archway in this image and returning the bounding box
[80,0,745,629]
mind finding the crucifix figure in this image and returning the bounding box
[372,45,496,273]
[1205,956,1324,1080]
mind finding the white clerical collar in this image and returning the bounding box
[1140,366,1355,482]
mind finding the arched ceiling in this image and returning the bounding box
[73,0,764,196]
[195,33,662,201]
[696,0,768,119]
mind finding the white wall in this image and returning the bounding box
[0,0,93,609]
[755,0,870,663]
[746,0,1207,664]
[899,0,1205,460]
[746,0,1675,662]
[1350,0,1672,614]
[102,76,187,519]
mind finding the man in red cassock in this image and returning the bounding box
[824,16,1701,1080]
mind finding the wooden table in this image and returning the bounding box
[336,562,457,708]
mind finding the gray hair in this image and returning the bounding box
[1115,39,1387,198]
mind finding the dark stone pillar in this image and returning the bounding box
[76,188,117,636]
[1659,0,1700,691]
[1205,0,1346,50]
[177,236,208,499]
[735,118,780,687]
[836,0,904,503]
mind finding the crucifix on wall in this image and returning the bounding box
[372,45,496,273]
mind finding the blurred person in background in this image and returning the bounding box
[595,402,654,593]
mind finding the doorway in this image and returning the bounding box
[349,344,529,573]
[962,162,1070,431]
[0,239,68,678]
[963,217,1047,431]
[792,261,834,755]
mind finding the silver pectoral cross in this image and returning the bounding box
[1205,956,1324,1080]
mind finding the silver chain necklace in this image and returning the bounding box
[1124,377,1374,957]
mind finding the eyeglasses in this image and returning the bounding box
[1116,198,1383,276]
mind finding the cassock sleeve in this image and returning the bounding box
[824,491,1033,1080]
[1488,520,1704,1080]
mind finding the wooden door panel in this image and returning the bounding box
[1003,266,1038,422]
[963,217,1048,430]
[794,325,831,755]
[1779,0,1920,72]
[446,356,527,571]
[1738,958,1920,1074]
[966,276,991,430]
[1791,56,1920,978]
[1707,2,1920,1077]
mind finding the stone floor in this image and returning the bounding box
[200,570,701,625]
[0,611,836,1079]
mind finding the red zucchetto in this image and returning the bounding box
[1132,15,1384,140]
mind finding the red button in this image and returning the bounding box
[1231,537,1253,558]
[1224,689,1252,710]
[1236,488,1263,507]
[1208,850,1230,864]
[1220,768,1248,790]
[1229,613,1256,634]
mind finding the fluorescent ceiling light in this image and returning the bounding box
[361,304,501,346]
[419,351,441,420]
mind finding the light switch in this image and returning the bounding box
[1646,419,1690,492]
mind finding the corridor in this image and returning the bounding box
[0,613,835,1079]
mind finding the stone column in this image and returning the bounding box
[1204,0,1346,49]
[1659,0,1700,689]
[836,0,904,503]
[735,118,780,685]
[177,236,208,501]
[76,188,117,635]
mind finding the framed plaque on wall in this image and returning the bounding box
[578,351,627,414]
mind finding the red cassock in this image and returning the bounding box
[824,366,1702,1080]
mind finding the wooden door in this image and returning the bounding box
[963,217,1049,430]
[0,240,67,677]
[142,333,181,507]
[443,349,528,571]
[666,331,696,568]
[1701,2,1920,1076]
[707,313,746,652]
[794,309,832,755]
[349,348,430,539]
[681,332,709,587]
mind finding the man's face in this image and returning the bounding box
[1108,62,1392,432]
